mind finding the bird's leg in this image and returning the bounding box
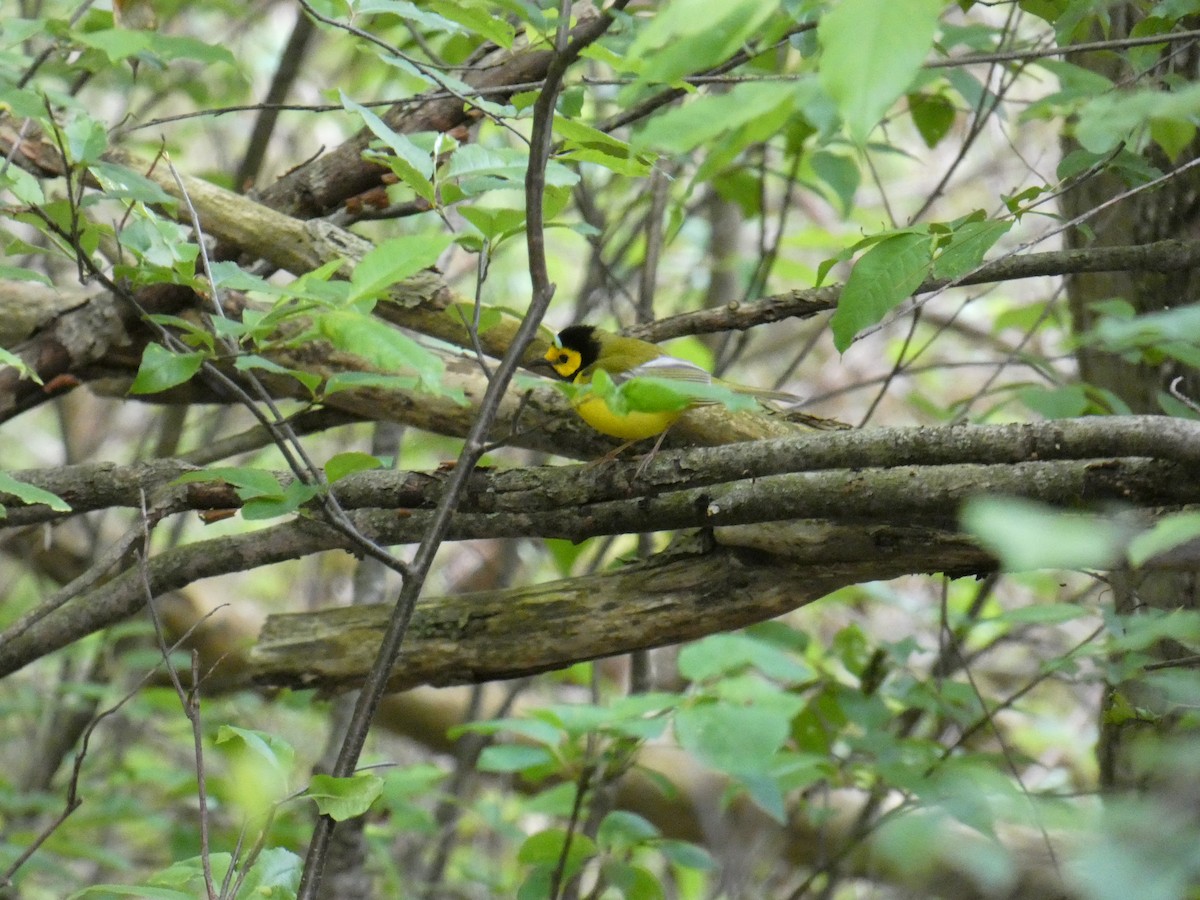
[632,426,673,479]
[585,438,639,469]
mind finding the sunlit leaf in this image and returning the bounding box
[348,233,452,303]
[342,93,438,203]
[819,0,944,143]
[89,161,175,206]
[831,230,933,352]
[0,470,71,515]
[305,773,384,821]
[129,344,206,394]
[931,218,1012,280]
[324,451,383,483]
[624,0,783,87]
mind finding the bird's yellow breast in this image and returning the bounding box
[572,391,682,441]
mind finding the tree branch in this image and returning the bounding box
[631,237,1200,342]
[3,417,1199,681]
[5,416,1199,527]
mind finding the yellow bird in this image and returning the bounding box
[539,325,797,442]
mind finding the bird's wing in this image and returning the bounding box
[724,382,805,405]
[614,354,713,386]
[610,354,807,409]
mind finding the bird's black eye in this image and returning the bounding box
[556,353,569,364]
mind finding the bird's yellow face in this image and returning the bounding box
[542,342,584,381]
[542,325,603,383]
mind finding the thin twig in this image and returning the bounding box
[137,487,217,898]
[293,2,628,894]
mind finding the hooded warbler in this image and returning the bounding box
[540,325,797,441]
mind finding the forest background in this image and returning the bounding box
[4,0,1200,898]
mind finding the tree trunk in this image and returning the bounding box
[1063,7,1200,798]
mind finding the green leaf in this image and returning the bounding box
[1056,800,1200,900]
[64,115,107,165]
[241,479,320,520]
[612,376,697,414]
[356,0,464,33]
[985,603,1092,626]
[518,828,596,872]
[555,115,654,176]
[175,466,282,499]
[316,310,444,382]
[1086,305,1200,352]
[657,839,716,871]
[215,725,296,772]
[72,885,196,898]
[624,0,782,87]
[831,230,933,352]
[909,91,957,147]
[1018,384,1090,419]
[325,451,383,483]
[0,345,41,381]
[477,744,556,774]
[321,370,416,395]
[1150,115,1195,162]
[598,810,661,850]
[525,782,581,817]
[1075,82,1200,155]
[175,465,317,521]
[76,29,236,66]
[118,212,197,270]
[426,0,515,48]
[348,233,452,303]
[233,354,323,395]
[961,496,1126,571]
[678,633,813,684]
[592,372,757,418]
[674,704,790,776]
[458,206,526,241]
[342,93,438,203]
[601,859,664,900]
[543,537,589,577]
[0,163,45,204]
[145,854,232,890]
[234,847,301,896]
[930,218,1012,280]
[809,150,860,216]
[0,470,71,515]
[208,261,278,293]
[517,867,556,900]
[79,27,153,63]
[737,772,787,823]
[214,727,295,818]
[88,162,176,206]
[322,370,467,405]
[447,144,579,195]
[452,716,564,746]
[1129,512,1200,568]
[540,695,675,742]
[306,772,385,821]
[129,344,206,394]
[819,0,944,143]
[634,82,805,155]
[145,315,215,353]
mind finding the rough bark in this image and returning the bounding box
[1061,6,1200,808]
